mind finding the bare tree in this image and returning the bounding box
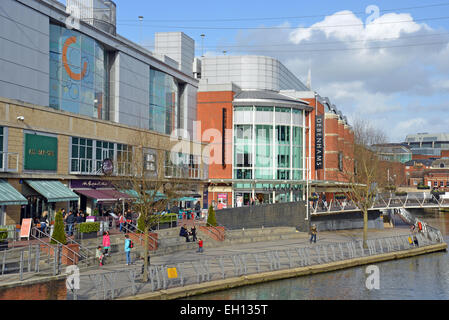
[111,132,199,282]
[337,118,388,248]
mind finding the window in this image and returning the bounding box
[164,151,200,179]
[338,152,344,171]
[116,144,133,176]
[149,68,178,135]
[143,148,157,176]
[71,137,94,174]
[95,141,114,172]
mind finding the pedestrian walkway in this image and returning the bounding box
[67,227,445,300]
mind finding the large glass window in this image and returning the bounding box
[149,68,178,135]
[49,24,107,119]
[95,141,114,172]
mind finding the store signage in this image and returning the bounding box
[70,179,113,189]
[315,115,324,169]
[102,158,114,175]
[24,133,58,171]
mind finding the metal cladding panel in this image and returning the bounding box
[0,0,49,106]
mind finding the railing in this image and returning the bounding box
[312,193,449,214]
[121,222,158,251]
[67,229,445,300]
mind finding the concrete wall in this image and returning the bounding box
[215,202,308,231]
[310,211,384,231]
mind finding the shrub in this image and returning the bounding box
[78,222,100,233]
[335,194,346,200]
[0,229,7,241]
[207,205,217,227]
[136,214,145,234]
[51,210,67,245]
[395,191,407,196]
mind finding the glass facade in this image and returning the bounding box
[233,105,305,203]
[234,106,304,182]
[49,24,108,119]
[149,67,178,135]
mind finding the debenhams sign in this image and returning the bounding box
[315,115,324,169]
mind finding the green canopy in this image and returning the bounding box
[25,180,79,202]
[177,197,198,202]
[121,190,166,201]
[0,180,28,205]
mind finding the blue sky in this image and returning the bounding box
[62,0,449,142]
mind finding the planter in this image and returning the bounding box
[80,231,97,239]
[0,240,8,251]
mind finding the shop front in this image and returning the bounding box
[70,179,134,216]
[20,180,80,223]
[0,179,28,225]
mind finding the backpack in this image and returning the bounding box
[129,240,134,248]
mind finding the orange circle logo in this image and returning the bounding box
[62,36,87,81]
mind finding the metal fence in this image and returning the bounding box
[67,228,445,300]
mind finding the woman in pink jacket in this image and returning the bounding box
[102,231,111,256]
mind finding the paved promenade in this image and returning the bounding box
[66,227,446,300]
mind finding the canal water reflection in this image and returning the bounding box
[188,209,449,300]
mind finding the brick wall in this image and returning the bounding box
[0,278,67,300]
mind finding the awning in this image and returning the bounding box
[25,180,79,202]
[75,189,134,203]
[0,180,28,205]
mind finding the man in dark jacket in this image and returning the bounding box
[66,211,77,236]
[179,225,190,242]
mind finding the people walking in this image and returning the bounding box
[119,213,126,233]
[191,225,197,242]
[124,234,132,265]
[310,224,317,243]
[197,238,204,253]
[65,210,76,236]
[102,231,111,256]
[96,246,104,266]
[39,211,49,235]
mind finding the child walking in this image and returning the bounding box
[96,246,104,266]
[197,238,204,253]
[103,231,111,256]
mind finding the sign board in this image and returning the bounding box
[101,158,114,175]
[167,267,178,279]
[315,115,324,169]
[24,133,58,171]
[20,218,33,239]
[218,193,227,209]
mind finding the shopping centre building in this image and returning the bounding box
[0,0,207,225]
[196,56,354,208]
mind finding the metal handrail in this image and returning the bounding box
[122,222,158,251]
[30,227,83,266]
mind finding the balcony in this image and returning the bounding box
[0,152,19,173]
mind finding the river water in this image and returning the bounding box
[188,208,449,300]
